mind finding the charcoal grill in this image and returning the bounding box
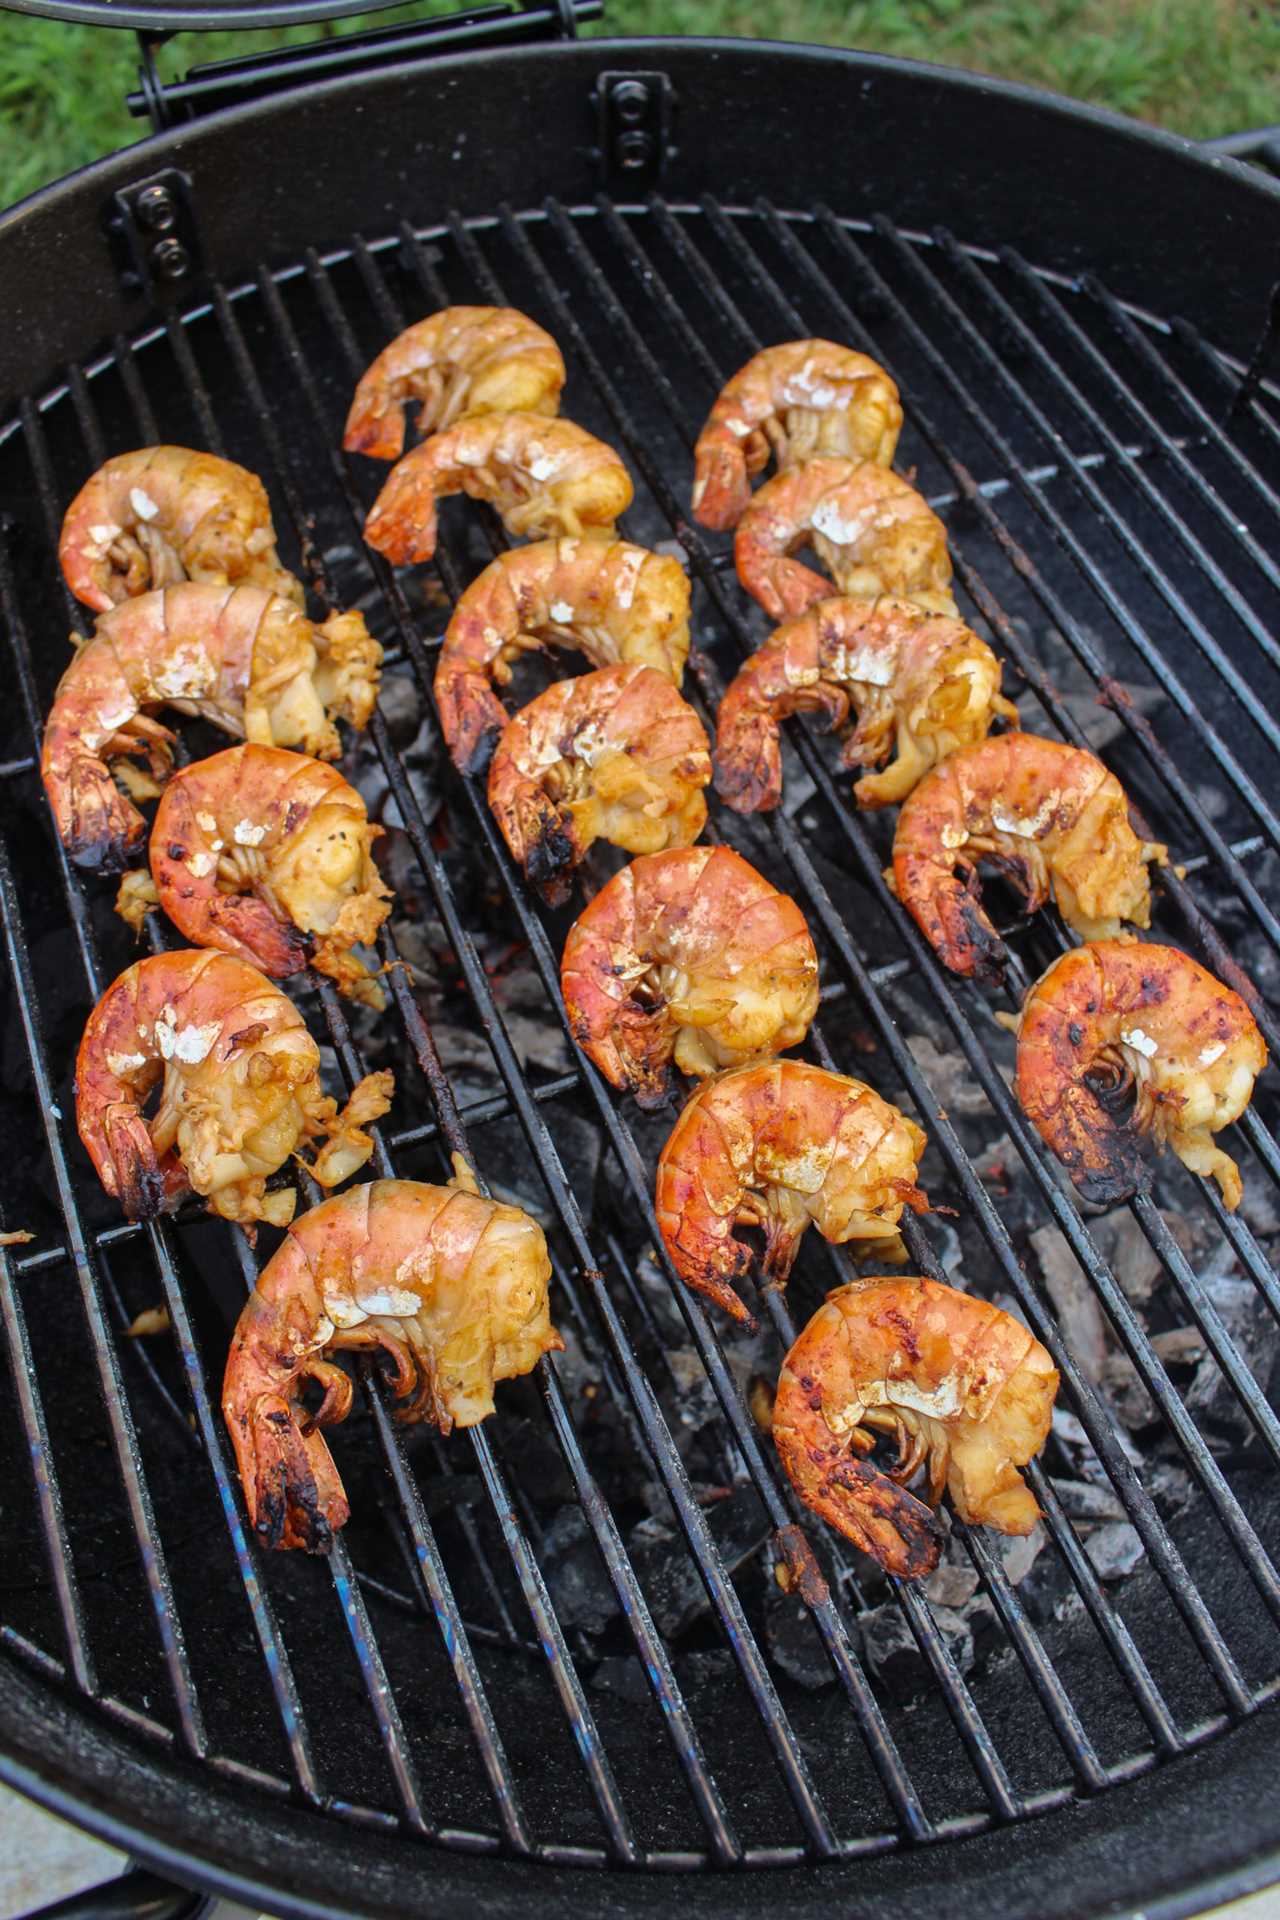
[2,20,1280,1918]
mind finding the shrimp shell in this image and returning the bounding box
[222,1168,562,1551]
[487,662,711,906]
[892,733,1167,979]
[59,447,301,614]
[774,1277,1058,1577]
[41,583,382,871]
[561,846,819,1104]
[363,413,634,565]
[138,744,392,1007]
[75,949,393,1227]
[343,306,565,460]
[1015,940,1267,1208]
[655,1061,928,1327]
[734,458,956,623]
[435,535,691,774]
[714,595,1017,814]
[692,341,902,530]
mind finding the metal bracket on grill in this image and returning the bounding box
[595,70,676,186]
[105,167,203,297]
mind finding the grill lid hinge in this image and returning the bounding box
[126,0,600,133]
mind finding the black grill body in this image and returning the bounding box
[2,40,1280,1919]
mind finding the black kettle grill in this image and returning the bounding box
[1,4,1279,1914]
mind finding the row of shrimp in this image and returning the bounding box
[47,434,565,1558]
[51,445,399,1231]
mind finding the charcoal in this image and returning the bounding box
[1240,1178,1280,1239]
[1052,1408,1144,1483]
[859,1598,973,1688]
[1185,1266,1274,1440]
[590,1655,652,1707]
[1048,1478,1125,1523]
[1084,1521,1145,1582]
[905,1032,993,1116]
[1087,1208,1166,1307]
[922,1555,979,1609]
[1150,1462,1193,1517]
[665,1347,721,1437]
[1150,1327,1207,1366]
[999,1523,1046,1586]
[1030,1226,1107,1382]
[542,1508,619,1635]
[1100,1350,1157,1431]
[764,1577,834,1691]
[376,670,421,747]
[630,1487,770,1637]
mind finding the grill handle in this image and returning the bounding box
[17,1869,207,1920]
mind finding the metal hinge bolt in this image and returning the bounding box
[134,183,177,232]
[611,79,651,170]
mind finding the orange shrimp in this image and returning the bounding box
[222,1168,562,1551]
[692,341,902,531]
[75,950,393,1228]
[714,595,1016,814]
[41,583,382,871]
[59,447,301,614]
[343,306,565,460]
[1015,941,1266,1209]
[734,458,955,623]
[435,534,691,774]
[774,1278,1058,1577]
[487,663,711,906]
[118,745,391,1007]
[363,413,634,565]
[892,733,1167,979]
[561,846,819,1105]
[654,1061,928,1326]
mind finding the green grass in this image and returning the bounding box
[0,0,1276,207]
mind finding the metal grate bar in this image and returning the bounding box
[0,825,207,1755]
[690,194,1280,1574]
[782,209,1280,1002]
[311,302,840,1865]
[937,233,1280,682]
[556,196,1268,1704]
[1038,268,1280,556]
[867,216,1280,859]
[244,255,775,1863]
[0,1242,97,1693]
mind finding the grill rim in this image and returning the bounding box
[3,35,1280,1914]
[5,1653,1280,1918]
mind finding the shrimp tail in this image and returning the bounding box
[692,436,751,532]
[101,1102,171,1218]
[436,669,509,776]
[1035,1079,1152,1206]
[207,897,314,976]
[232,1392,350,1553]
[899,855,1006,981]
[774,1424,945,1577]
[60,755,148,872]
[518,792,579,906]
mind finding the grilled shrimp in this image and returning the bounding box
[774,1278,1058,1577]
[119,745,392,1008]
[343,307,565,460]
[692,342,903,531]
[59,447,301,614]
[41,583,382,871]
[363,413,634,565]
[892,733,1166,979]
[561,846,819,1104]
[487,663,711,906]
[655,1061,928,1326]
[75,950,393,1228]
[222,1167,562,1551]
[715,596,1017,814]
[435,535,691,774]
[1015,941,1266,1209]
[735,458,956,623]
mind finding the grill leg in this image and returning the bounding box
[16,1868,208,1920]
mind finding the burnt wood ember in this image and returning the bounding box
[0,45,1279,1918]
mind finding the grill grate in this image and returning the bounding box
[1,196,1280,1871]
